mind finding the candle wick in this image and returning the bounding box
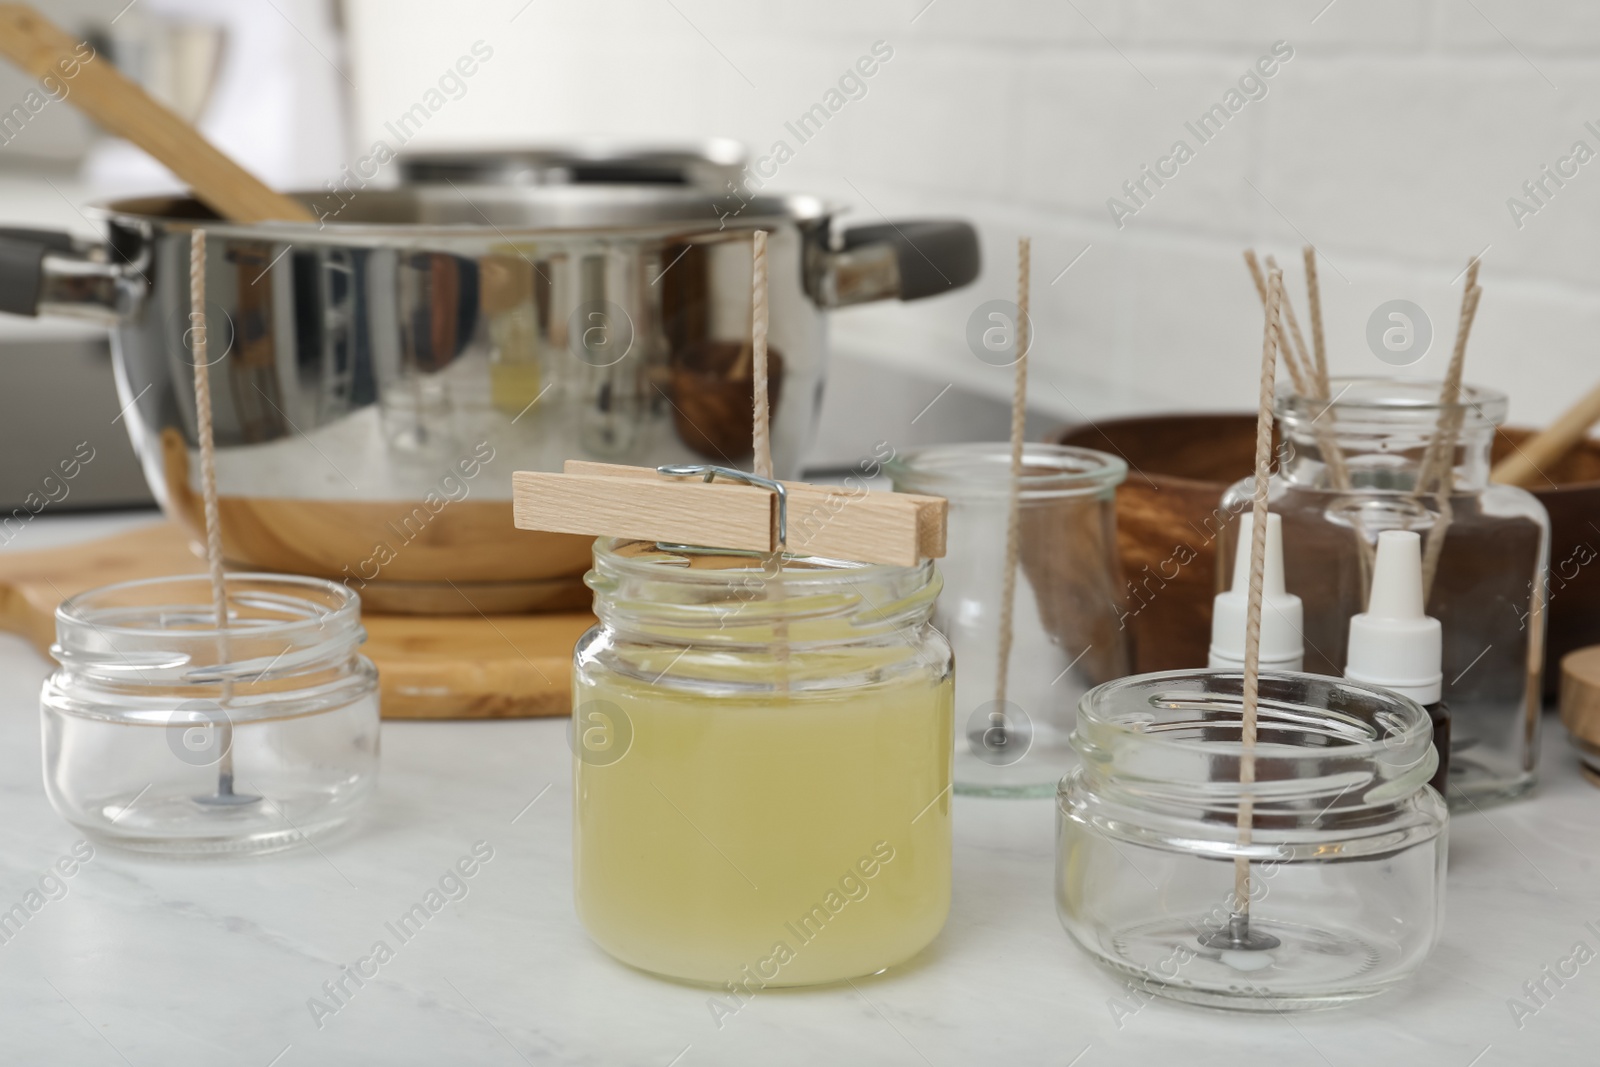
[190,227,258,808]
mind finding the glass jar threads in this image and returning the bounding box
[1221,379,1549,806]
[572,539,953,987]
[42,574,380,855]
[1057,670,1447,1011]
[886,444,1129,797]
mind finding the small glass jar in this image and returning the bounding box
[1220,379,1549,807]
[42,574,380,855]
[886,444,1129,797]
[572,539,953,987]
[1058,670,1447,1011]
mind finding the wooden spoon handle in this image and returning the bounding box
[0,3,314,224]
[1492,379,1600,487]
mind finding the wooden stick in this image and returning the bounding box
[0,5,313,224]
[1491,379,1600,488]
[1234,266,1283,925]
[751,230,773,481]
[995,238,1030,708]
[1303,246,1330,398]
[191,229,237,798]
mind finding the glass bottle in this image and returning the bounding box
[886,444,1129,797]
[42,574,380,855]
[572,539,954,987]
[1057,670,1448,1011]
[1220,379,1548,807]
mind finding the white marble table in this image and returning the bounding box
[1,514,1595,1066]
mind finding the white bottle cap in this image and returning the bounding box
[1344,530,1442,705]
[1209,511,1304,671]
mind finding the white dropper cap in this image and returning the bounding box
[1345,530,1442,705]
[1209,511,1304,671]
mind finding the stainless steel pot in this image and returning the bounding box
[0,184,978,612]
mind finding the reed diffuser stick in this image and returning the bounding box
[1303,246,1330,398]
[1264,254,1315,389]
[1420,277,1483,596]
[190,229,240,803]
[1416,261,1482,498]
[995,238,1030,709]
[1243,250,1373,599]
[1291,247,1369,589]
[1231,265,1283,940]
[1244,251,1312,393]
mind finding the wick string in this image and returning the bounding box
[1234,265,1282,920]
[192,228,235,796]
[995,238,1030,708]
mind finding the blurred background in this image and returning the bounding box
[5,0,1598,503]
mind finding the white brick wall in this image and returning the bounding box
[346,0,1600,434]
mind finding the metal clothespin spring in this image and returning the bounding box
[656,463,788,550]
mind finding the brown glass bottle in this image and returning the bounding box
[1425,702,1450,797]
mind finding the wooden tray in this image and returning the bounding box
[0,521,590,719]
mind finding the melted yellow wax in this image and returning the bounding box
[573,659,953,987]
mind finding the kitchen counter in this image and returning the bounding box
[1,514,1596,1066]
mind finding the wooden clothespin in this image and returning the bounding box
[512,460,946,567]
[517,229,944,567]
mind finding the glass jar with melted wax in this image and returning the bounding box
[572,539,954,987]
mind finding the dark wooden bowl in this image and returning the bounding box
[670,340,784,463]
[1054,414,1261,673]
[1056,415,1592,694]
[1496,427,1600,697]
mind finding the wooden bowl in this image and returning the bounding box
[1056,415,1592,693]
[1054,415,1261,673]
[159,427,593,615]
[670,340,784,462]
[1495,427,1600,697]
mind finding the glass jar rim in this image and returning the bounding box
[56,572,359,641]
[586,538,941,641]
[885,443,1126,500]
[1277,377,1508,430]
[589,537,936,587]
[1073,669,1435,782]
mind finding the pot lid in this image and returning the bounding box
[397,139,747,190]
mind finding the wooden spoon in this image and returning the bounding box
[1492,380,1600,488]
[0,3,314,223]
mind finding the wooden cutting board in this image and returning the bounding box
[0,521,591,719]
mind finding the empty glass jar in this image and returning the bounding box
[42,574,380,855]
[1220,379,1548,807]
[1057,670,1448,1011]
[572,540,954,987]
[887,443,1129,797]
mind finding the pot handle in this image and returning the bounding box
[820,219,980,307]
[0,227,142,324]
